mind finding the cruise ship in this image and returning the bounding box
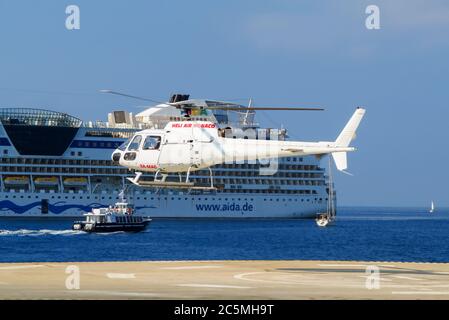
[0,97,333,218]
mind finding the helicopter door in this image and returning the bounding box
[190,141,201,167]
[191,127,214,167]
[141,135,162,167]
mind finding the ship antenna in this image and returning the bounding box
[118,189,125,202]
[243,98,253,126]
[328,156,335,219]
[118,184,130,203]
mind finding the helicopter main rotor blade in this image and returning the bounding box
[205,107,324,111]
[99,90,163,104]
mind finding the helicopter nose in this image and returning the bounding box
[111,151,122,164]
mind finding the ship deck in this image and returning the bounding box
[1,260,448,299]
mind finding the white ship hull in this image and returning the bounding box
[0,192,326,219]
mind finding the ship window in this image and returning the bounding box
[143,136,161,150]
[128,135,142,151]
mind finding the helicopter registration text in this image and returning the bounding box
[139,164,158,169]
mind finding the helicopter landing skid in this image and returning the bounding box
[126,167,218,190]
[129,180,218,190]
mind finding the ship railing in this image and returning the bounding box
[81,121,152,130]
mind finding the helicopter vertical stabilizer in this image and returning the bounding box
[331,107,366,172]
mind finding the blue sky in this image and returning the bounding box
[0,0,448,207]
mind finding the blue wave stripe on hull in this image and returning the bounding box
[0,201,104,214]
[0,200,156,214]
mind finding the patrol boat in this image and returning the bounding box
[73,201,151,233]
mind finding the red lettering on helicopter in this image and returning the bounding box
[195,123,216,128]
[139,164,158,169]
[171,123,216,129]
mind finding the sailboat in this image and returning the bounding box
[429,201,435,214]
[316,157,336,227]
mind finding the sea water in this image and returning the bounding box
[0,207,448,263]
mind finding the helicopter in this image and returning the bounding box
[104,91,366,189]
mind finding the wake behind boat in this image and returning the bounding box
[73,201,151,233]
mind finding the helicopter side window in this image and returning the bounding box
[143,136,161,150]
[128,135,142,151]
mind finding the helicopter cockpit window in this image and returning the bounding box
[118,138,132,151]
[143,136,161,150]
[128,135,142,151]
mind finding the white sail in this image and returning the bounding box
[430,201,435,213]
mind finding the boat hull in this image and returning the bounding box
[73,220,151,233]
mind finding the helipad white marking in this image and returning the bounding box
[357,275,393,282]
[177,284,251,289]
[0,265,44,270]
[420,284,449,288]
[161,265,223,270]
[392,275,423,281]
[318,264,397,268]
[234,272,298,285]
[317,264,396,268]
[392,291,449,295]
[106,273,136,279]
[318,264,368,267]
[417,288,433,291]
[379,265,396,268]
[72,290,159,297]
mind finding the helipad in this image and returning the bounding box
[0,260,448,299]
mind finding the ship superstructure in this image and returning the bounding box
[0,100,333,218]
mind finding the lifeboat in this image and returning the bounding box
[34,177,59,186]
[63,177,88,186]
[4,176,30,185]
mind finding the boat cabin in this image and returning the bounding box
[84,207,144,224]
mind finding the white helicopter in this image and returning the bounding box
[105,91,366,189]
